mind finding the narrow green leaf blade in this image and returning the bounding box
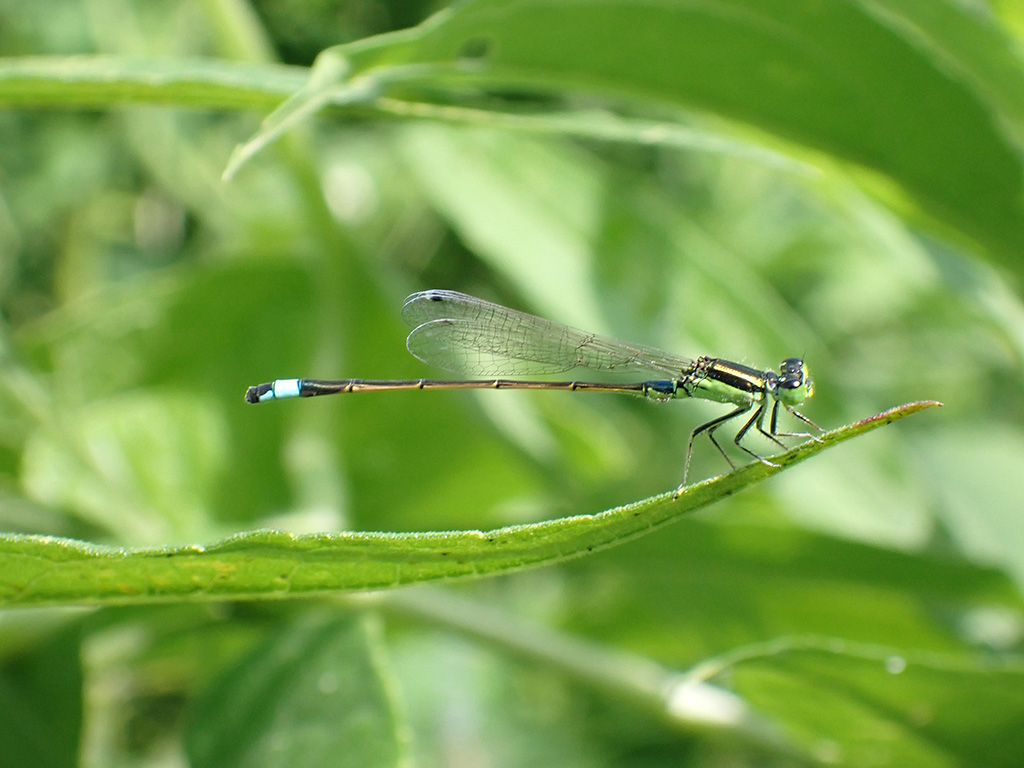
[0,402,940,607]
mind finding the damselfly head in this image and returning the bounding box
[777,357,813,406]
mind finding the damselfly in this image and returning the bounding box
[246,290,821,492]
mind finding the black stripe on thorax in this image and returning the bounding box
[705,359,768,394]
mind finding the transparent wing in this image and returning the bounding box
[401,290,694,377]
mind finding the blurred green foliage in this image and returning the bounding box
[1,0,1024,766]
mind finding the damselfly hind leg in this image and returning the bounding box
[683,405,738,481]
[681,405,765,488]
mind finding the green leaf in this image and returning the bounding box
[0,402,940,607]
[0,55,307,108]
[5,3,1022,267]
[382,0,1024,262]
[279,0,1023,266]
[733,643,1024,767]
[186,612,406,768]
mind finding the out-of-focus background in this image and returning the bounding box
[2,1,1024,766]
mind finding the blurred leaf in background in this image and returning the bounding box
[1,0,1024,766]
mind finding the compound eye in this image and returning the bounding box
[778,358,805,389]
